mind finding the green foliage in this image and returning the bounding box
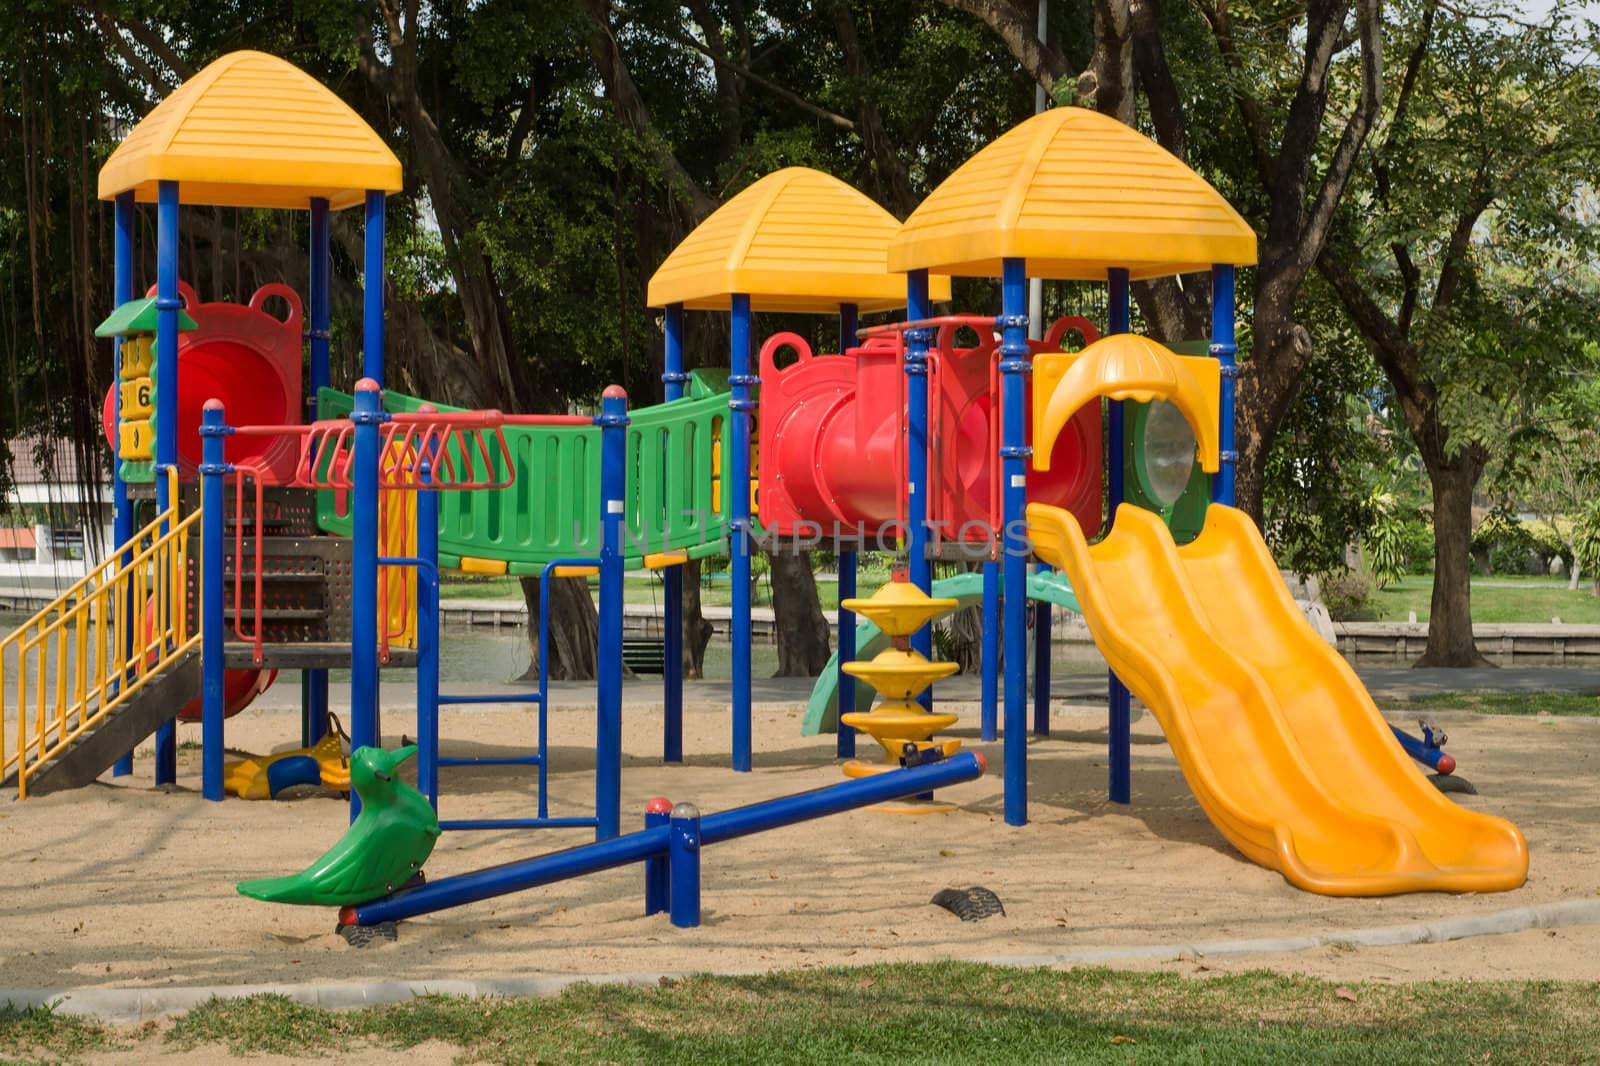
[1473,508,1540,577]
[1575,499,1600,591]
[1321,569,1379,623]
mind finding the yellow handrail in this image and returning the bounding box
[1,469,201,797]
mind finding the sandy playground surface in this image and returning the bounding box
[2,680,1599,995]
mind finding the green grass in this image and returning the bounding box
[1382,691,1600,717]
[0,966,1584,1065]
[1374,576,1600,624]
[0,1002,109,1064]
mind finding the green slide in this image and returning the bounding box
[801,570,1082,736]
[316,371,735,572]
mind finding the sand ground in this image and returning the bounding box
[1,688,1597,998]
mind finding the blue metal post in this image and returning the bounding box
[198,402,230,802]
[596,386,630,839]
[416,442,441,808]
[349,751,984,927]
[644,798,672,915]
[999,258,1030,827]
[111,191,135,778]
[980,560,999,741]
[363,191,386,385]
[662,303,685,763]
[303,196,333,745]
[1107,267,1132,806]
[1211,264,1238,507]
[348,379,385,821]
[837,302,859,757]
[904,272,933,656]
[152,180,180,787]
[1034,566,1050,736]
[668,802,703,929]
[729,293,755,772]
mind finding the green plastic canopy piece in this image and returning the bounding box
[93,296,198,338]
[237,745,440,907]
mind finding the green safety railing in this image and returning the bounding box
[316,373,734,572]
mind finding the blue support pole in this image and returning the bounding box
[999,260,1032,826]
[836,303,859,758]
[111,191,135,778]
[980,560,999,741]
[643,798,672,915]
[729,294,755,772]
[1033,565,1051,736]
[152,181,180,787]
[303,196,333,745]
[668,802,703,929]
[1211,264,1238,507]
[1107,268,1132,806]
[662,303,685,764]
[904,273,934,670]
[596,386,630,839]
[349,751,984,927]
[198,402,230,801]
[416,437,441,809]
[363,191,386,385]
[348,379,385,821]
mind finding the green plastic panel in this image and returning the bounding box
[1119,339,1212,543]
[316,373,732,570]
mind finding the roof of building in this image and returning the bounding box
[98,50,403,211]
[647,167,951,313]
[5,436,98,486]
[888,107,1257,280]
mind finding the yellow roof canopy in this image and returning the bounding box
[647,167,950,313]
[888,108,1257,281]
[98,51,402,211]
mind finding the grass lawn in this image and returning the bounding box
[1380,691,1600,717]
[8,965,1600,1064]
[1373,575,1600,624]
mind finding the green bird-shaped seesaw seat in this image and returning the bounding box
[238,745,441,907]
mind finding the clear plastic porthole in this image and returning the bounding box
[1137,399,1197,508]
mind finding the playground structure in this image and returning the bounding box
[836,582,963,815]
[0,50,1529,906]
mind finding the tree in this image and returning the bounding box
[1496,379,1600,591]
[1318,1,1600,664]
[945,0,1384,523]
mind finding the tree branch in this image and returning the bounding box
[582,0,717,222]
[1286,0,1383,280]
[615,1,855,131]
[1194,0,1273,186]
[942,0,1068,94]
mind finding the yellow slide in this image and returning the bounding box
[1028,501,1528,896]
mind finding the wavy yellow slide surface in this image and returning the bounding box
[1028,501,1528,896]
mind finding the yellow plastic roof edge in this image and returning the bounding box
[98,50,402,209]
[646,166,951,311]
[887,107,1257,279]
[1032,334,1221,473]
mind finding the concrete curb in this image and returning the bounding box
[7,898,1598,1024]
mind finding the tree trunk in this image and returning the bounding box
[1416,455,1490,667]
[767,550,831,676]
[518,574,601,681]
[939,560,984,674]
[680,558,715,679]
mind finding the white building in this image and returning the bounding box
[1,437,115,609]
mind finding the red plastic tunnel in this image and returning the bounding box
[757,319,1104,547]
